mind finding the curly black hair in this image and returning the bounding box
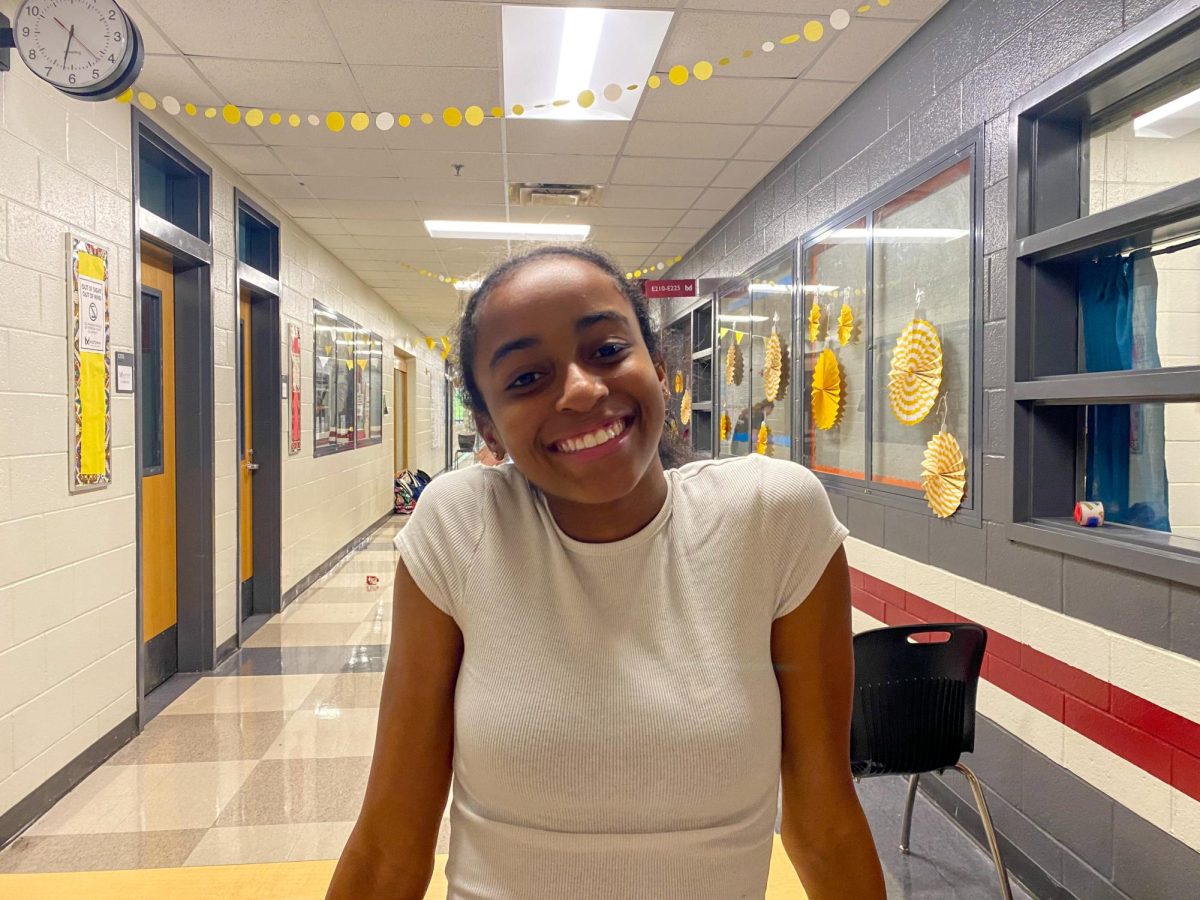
[453,245,692,469]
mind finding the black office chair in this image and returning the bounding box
[850,623,1013,900]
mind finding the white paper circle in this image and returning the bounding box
[761,41,775,52]
[376,112,395,131]
[831,9,851,30]
[162,96,181,115]
[308,114,320,126]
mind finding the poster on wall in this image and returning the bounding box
[288,323,301,454]
[67,236,112,493]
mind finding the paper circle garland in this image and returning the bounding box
[725,340,744,386]
[756,422,771,456]
[921,430,967,518]
[811,348,844,431]
[680,390,693,427]
[720,413,732,441]
[807,300,822,343]
[837,303,855,345]
[763,329,784,402]
[888,319,943,426]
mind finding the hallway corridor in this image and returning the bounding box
[0,517,1028,898]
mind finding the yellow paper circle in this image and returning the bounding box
[648,75,661,89]
[116,88,134,103]
[674,255,683,262]
[245,108,264,127]
[922,430,966,518]
[604,83,623,102]
[138,92,157,110]
[742,49,754,58]
[719,57,731,66]
[804,20,825,42]
[491,106,503,118]
[223,104,241,124]
[324,111,344,132]
[634,269,642,278]
[511,104,525,116]
[464,106,484,126]
[351,112,370,131]
[185,103,198,116]
[420,113,434,125]
[811,349,844,431]
[398,114,412,127]
[578,90,596,109]
[780,33,801,45]
[443,107,463,127]
[269,112,282,125]
[693,60,713,81]
[888,319,944,425]
[668,65,689,86]
[288,113,301,127]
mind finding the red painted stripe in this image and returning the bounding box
[848,567,1200,804]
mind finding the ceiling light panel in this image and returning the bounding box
[424,220,591,241]
[502,5,673,121]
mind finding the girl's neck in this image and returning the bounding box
[542,462,669,543]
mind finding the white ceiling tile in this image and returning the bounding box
[767,79,856,127]
[123,8,175,55]
[684,0,842,10]
[291,218,346,235]
[276,198,330,219]
[322,199,421,220]
[297,176,411,202]
[505,155,616,185]
[636,77,790,125]
[602,185,704,210]
[583,207,684,228]
[504,121,629,156]
[340,220,429,237]
[209,144,291,176]
[320,0,500,66]
[135,0,341,62]
[177,112,262,146]
[246,175,312,200]
[350,65,502,114]
[804,19,919,82]
[392,151,504,182]
[190,59,365,111]
[602,243,664,257]
[694,186,749,210]
[272,147,396,177]
[384,119,503,153]
[623,122,753,159]
[352,236,440,251]
[676,208,724,229]
[611,157,724,187]
[667,226,710,244]
[137,55,226,107]
[316,235,362,250]
[736,125,811,161]
[855,0,948,21]
[712,159,774,189]
[660,12,825,79]
[258,120,387,149]
[592,226,672,243]
[405,179,507,205]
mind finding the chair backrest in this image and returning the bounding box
[850,623,987,777]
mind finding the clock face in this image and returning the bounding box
[13,0,136,94]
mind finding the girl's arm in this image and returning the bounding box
[771,546,886,899]
[326,561,462,899]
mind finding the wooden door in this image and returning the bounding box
[239,289,255,619]
[394,356,409,472]
[140,244,178,691]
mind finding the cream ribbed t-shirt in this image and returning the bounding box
[395,454,848,900]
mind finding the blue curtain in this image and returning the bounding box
[1078,256,1170,531]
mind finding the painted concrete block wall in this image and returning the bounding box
[0,61,138,821]
[666,0,1200,896]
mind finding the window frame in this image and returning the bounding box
[797,130,986,524]
[139,286,165,477]
[1007,4,1200,587]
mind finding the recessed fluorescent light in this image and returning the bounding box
[1134,85,1200,139]
[826,227,969,242]
[502,5,673,122]
[424,220,590,241]
[454,279,482,292]
[750,282,793,294]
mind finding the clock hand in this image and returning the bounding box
[63,24,75,67]
[53,15,101,60]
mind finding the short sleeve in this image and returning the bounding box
[393,468,486,620]
[756,457,850,619]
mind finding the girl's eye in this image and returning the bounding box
[508,371,543,390]
[595,342,628,360]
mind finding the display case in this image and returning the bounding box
[663,296,716,457]
[314,301,384,456]
[313,302,337,456]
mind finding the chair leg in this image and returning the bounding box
[899,773,919,855]
[954,763,1014,900]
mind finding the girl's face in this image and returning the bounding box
[470,257,668,508]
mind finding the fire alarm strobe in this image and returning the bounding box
[2,0,143,101]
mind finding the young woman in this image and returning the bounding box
[327,247,885,900]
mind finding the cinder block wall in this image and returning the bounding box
[666,1,1200,897]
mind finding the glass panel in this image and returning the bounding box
[334,317,357,449]
[749,253,795,459]
[313,304,336,454]
[803,218,868,480]
[872,158,973,492]
[140,291,164,473]
[1078,401,1200,552]
[1087,68,1200,217]
[717,282,753,457]
[370,335,384,442]
[354,327,369,445]
[1077,233,1200,374]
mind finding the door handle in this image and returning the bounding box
[245,462,260,471]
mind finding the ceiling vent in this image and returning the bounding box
[508,183,602,207]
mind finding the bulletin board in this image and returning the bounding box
[68,235,112,492]
[289,322,302,454]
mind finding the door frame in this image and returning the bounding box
[394,350,411,472]
[233,190,282,651]
[132,111,216,728]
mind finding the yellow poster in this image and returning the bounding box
[70,239,112,490]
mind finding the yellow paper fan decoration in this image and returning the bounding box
[811,349,844,431]
[720,413,732,441]
[807,300,822,343]
[674,371,684,394]
[888,319,943,425]
[680,390,693,427]
[837,303,855,345]
[921,429,967,518]
[724,340,744,386]
[756,421,771,455]
[763,329,784,402]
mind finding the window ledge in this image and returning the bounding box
[1008,519,1200,588]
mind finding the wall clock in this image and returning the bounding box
[6,0,143,101]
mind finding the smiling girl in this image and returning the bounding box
[327,246,885,900]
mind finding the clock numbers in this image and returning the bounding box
[13,0,143,100]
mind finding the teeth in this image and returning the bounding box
[557,418,626,454]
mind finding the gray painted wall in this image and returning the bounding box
[665,1,1200,897]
